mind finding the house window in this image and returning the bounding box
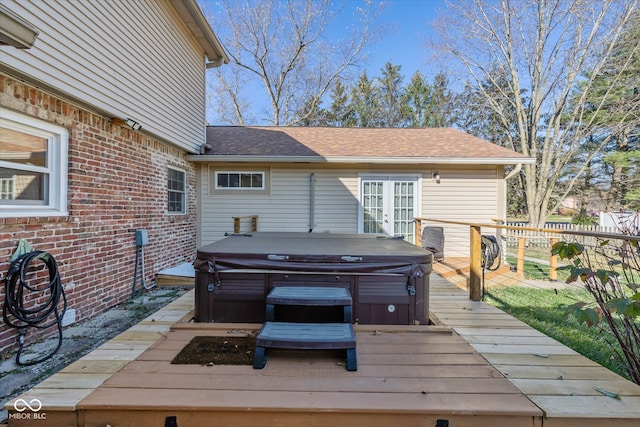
[0,109,68,217]
[215,171,265,190]
[167,167,186,214]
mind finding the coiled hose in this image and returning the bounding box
[3,251,67,366]
[480,235,502,300]
[481,235,501,271]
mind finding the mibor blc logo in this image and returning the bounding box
[10,398,47,420]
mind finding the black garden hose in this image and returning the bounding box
[3,251,67,366]
[481,235,501,272]
[480,235,502,300]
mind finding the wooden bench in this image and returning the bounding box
[265,286,353,323]
[253,322,357,371]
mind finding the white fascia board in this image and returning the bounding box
[186,155,537,165]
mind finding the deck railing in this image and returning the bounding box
[415,217,640,301]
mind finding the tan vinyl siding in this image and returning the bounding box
[200,164,502,257]
[1,0,206,153]
[422,168,499,256]
[200,166,358,245]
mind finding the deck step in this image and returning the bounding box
[267,286,352,306]
[254,322,357,371]
[266,286,353,322]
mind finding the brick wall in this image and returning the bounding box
[0,76,197,354]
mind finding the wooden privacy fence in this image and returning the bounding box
[415,217,640,301]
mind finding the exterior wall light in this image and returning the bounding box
[125,118,142,131]
[433,171,441,184]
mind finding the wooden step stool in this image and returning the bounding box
[265,286,353,323]
[253,322,357,371]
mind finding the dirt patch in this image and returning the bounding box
[171,335,256,365]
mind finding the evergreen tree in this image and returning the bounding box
[425,72,453,127]
[572,11,640,211]
[350,70,379,127]
[327,78,354,127]
[377,62,406,127]
[403,71,431,127]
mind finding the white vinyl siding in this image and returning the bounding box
[200,167,358,244]
[422,168,499,256]
[199,164,502,255]
[1,0,207,153]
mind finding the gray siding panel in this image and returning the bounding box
[200,165,502,258]
[2,0,207,153]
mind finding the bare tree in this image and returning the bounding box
[433,0,639,226]
[203,0,384,126]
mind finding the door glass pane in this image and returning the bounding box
[393,181,415,243]
[362,181,384,234]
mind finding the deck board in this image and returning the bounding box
[80,388,540,414]
[102,370,521,394]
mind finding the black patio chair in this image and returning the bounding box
[421,226,445,262]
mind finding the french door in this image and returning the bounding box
[360,176,419,243]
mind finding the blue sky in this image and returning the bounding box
[353,0,443,78]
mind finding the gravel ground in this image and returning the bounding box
[0,287,188,423]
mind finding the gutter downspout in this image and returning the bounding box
[309,173,315,232]
[505,163,522,181]
[498,163,522,263]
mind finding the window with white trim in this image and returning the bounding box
[0,109,68,217]
[167,167,186,214]
[215,171,265,190]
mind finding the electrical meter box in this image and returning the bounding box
[135,230,148,246]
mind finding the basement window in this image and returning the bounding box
[0,109,68,217]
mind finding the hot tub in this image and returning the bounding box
[193,232,433,325]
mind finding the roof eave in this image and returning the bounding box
[186,155,536,165]
[169,0,229,67]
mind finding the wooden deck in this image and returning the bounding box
[429,274,640,426]
[5,269,640,426]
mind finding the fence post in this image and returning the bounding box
[469,225,482,301]
[549,237,558,281]
[517,237,526,279]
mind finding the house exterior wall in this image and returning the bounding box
[0,77,197,354]
[1,0,207,153]
[198,163,501,256]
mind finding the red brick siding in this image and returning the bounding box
[0,76,197,354]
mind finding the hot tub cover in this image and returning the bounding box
[194,233,432,277]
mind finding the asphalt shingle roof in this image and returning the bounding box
[204,126,529,160]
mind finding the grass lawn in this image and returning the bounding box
[485,286,632,381]
[505,255,571,281]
